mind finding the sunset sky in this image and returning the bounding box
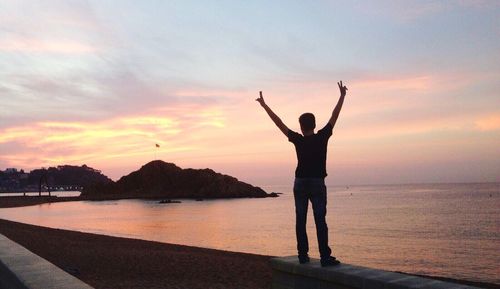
[1,1,499,186]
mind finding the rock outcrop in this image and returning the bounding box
[82,160,275,199]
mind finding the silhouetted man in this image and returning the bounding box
[256,81,347,266]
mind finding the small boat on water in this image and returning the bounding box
[158,199,181,204]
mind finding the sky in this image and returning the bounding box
[0,0,499,186]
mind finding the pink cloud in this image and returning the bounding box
[0,37,97,54]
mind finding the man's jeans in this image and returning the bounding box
[293,177,332,259]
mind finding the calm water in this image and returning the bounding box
[0,183,499,284]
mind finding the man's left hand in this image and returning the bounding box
[337,81,348,97]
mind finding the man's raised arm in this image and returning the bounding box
[328,80,348,128]
[256,91,289,136]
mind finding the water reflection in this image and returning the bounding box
[0,183,498,284]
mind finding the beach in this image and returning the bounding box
[0,196,80,208]
[0,218,272,289]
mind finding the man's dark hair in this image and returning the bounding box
[299,113,316,131]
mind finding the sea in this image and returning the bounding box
[0,182,499,284]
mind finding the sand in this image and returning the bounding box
[0,219,272,289]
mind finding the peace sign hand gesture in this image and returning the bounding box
[338,81,348,97]
[256,91,266,106]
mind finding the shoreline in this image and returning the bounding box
[0,194,276,209]
[0,196,81,208]
[0,219,498,289]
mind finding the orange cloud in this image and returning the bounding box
[475,114,500,131]
[0,104,227,174]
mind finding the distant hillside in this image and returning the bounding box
[82,160,276,199]
[0,165,112,192]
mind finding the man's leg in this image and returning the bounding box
[310,179,333,260]
[293,178,309,262]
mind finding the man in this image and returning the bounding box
[256,81,347,267]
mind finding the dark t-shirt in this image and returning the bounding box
[288,123,333,178]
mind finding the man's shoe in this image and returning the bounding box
[321,256,340,267]
[298,255,310,264]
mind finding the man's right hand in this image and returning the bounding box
[256,91,266,106]
[256,91,289,135]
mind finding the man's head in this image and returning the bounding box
[299,113,315,135]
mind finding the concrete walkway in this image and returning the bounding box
[271,256,482,289]
[0,234,94,289]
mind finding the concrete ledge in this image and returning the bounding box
[271,256,481,289]
[0,234,94,289]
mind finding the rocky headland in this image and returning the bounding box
[82,160,276,199]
